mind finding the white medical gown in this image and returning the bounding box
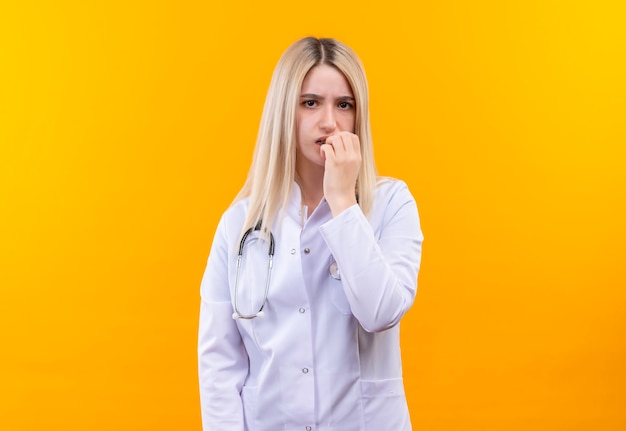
[198,179,423,431]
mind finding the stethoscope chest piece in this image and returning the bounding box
[329,261,341,280]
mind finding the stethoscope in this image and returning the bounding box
[232,223,275,320]
[231,223,342,320]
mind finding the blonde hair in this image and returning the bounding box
[233,37,378,238]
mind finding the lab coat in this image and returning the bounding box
[198,178,423,431]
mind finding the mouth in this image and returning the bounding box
[315,136,328,145]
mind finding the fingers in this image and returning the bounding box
[321,132,361,162]
[321,132,361,217]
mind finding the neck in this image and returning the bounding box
[296,165,324,213]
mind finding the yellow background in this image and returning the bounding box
[1,0,625,429]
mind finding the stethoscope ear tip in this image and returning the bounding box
[256,310,265,318]
[232,312,240,320]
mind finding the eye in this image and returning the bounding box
[303,100,317,107]
[338,101,353,110]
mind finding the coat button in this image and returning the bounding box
[299,307,306,313]
[290,249,296,255]
[302,368,309,374]
[306,427,312,431]
[304,247,310,254]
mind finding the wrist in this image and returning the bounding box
[328,195,358,217]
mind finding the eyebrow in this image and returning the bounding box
[300,93,355,101]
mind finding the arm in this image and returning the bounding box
[320,182,423,332]
[198,216,248,430]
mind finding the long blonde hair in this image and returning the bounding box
[233,37,378,238]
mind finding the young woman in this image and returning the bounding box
[198,37,423,431]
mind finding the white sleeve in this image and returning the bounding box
[319,182,423,333]
[198,215,247,430]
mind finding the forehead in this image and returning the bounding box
[300,64,353,96]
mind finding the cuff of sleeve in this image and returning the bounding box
[319,203,369,243]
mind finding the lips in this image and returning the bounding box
[315,136,329,145]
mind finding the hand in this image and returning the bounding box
[319,132,362,217]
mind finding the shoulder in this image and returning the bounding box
[374,177,416,205]
[215,198,249,239]
[369,177,419,225]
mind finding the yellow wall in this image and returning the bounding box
[1,1,625,429]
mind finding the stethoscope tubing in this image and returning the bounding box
[231,221,340,319]
[232,223,275,320]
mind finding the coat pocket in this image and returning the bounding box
[329,276,352,315]
[360,378,411,431]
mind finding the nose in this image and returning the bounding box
[319,105,336,132]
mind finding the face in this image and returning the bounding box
[296,64,356,174]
